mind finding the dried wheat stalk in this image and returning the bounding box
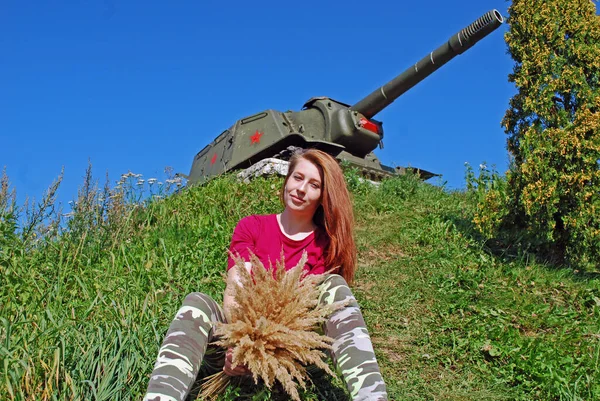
[200,251,342,401]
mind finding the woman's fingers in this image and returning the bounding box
[223,348,250,377]
[224,363,250,376]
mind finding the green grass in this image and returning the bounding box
[1,169,599,400]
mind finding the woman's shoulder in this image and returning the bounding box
[235,214,276,228]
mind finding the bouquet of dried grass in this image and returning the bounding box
[200,251,342,401]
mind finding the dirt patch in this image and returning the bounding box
[357,245,407,273]
[354,280,376,293]
[360,245,406,263]
[381,347,405,363]
[372,335,410,364]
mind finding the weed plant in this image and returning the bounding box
[1,165,599,400]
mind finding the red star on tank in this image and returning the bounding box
[250,130,263,144]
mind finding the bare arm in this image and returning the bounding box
[223,261,252,316]
[222,261,252,377]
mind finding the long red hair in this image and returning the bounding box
[282,149,357,284]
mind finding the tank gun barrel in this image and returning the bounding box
[351,10,503,119]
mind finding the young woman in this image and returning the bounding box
[144,149,388,401]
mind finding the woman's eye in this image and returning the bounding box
[311,183,320,189]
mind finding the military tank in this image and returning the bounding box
[186,9,504,184]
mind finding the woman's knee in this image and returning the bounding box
[319,274,357,306]
[321,273,348,288]
[183,292,210,305]
[181,292,225,323]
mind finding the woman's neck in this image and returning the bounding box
[277,209,316,240]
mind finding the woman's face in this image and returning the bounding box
[283,158,323,219]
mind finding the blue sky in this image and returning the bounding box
[1,0,514,208]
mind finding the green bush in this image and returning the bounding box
[465,163,510,240]
[476,0,600,269]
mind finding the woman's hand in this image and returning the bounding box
[223,348,251,377]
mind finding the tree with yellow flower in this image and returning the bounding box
[477,0,600,268]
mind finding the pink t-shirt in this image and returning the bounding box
[227,214,329,275]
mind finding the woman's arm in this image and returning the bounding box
[223,261,252,315]
[222,261,252,377]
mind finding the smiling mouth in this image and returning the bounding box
[290,195,305,204]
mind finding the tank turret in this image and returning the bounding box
[187,10,503,185]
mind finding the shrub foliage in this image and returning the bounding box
[476,0,600,268]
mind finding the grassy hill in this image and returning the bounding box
[1,169,599,400]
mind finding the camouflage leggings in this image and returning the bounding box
[144,274,388,401]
